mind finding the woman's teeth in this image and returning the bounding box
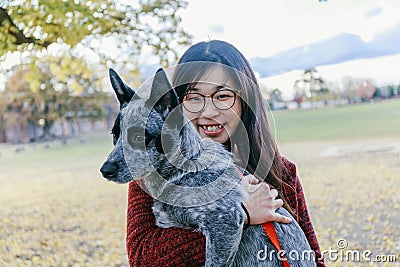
[202,125,223,132]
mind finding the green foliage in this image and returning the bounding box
[0,0,192,142]
[0,0,192,67]
[293,68,329,102]
[1,53,109,137]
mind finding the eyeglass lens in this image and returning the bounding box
[183,89,237,113]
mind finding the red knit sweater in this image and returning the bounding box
[126,158,325,266]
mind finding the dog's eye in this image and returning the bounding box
[127,126,147,149]
[133,134,144,142]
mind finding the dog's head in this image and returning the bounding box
[100,68,185,183]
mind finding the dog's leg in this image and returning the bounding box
[199,203,244,267]
[273,208,316,267]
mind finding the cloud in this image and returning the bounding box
[210,25,224,34]
[251,22,400,78]
[365,6,383,17]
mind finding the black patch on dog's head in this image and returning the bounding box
[146,68,185,131]
[109,68,137,108]
[111,113,121,145]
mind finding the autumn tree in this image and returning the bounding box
[0,0,192,142]
[1,66,34,142]
[0,0,191,67]
[1,53,109,140]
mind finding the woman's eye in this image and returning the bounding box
[217,94,230,99]
[214,90,235,100]
[185,94,201,102]
[216,93,234,101]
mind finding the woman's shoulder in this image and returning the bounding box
[280,156,299,186]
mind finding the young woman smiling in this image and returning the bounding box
[126,40,325,267]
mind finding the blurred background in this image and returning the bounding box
[0,0,399,266]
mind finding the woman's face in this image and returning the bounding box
[182,67,242,144]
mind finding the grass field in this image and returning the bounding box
[1,99,399,266]
[272,99,400,142]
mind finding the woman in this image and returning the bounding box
[126,40,325,266]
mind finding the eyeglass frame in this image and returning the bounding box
[182,88,241,113]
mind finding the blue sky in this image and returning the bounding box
[1,0,399,97]
[179,0,400,96]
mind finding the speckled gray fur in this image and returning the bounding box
[100,68,316,267]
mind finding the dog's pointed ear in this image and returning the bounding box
[146,68,179,113]
[109,68,137,108]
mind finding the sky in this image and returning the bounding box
[1,0,399,99]
[178,0,400,99]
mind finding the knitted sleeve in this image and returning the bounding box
[281,157,326,267]
[126,181,206,267]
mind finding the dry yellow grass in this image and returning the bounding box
[280,137,400,266]
[0,133,399,266]
[0,134,129,266]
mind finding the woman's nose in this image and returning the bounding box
[200,98,220,117]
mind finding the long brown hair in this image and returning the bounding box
[172,40,292,213]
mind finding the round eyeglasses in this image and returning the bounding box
[182,89,240,113]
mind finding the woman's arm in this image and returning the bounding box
[126,181,205,267]
[294,177,325,267]
[281,157,325,267]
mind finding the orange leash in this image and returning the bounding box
[262,222,291,267]
[235,167,290,266]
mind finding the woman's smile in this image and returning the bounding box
[199,123,225,137]
[182,67,242,144]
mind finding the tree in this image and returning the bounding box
[267,88,285,110]
[341,76,362,103]
[293,68,329,105]
[1,53,109,141]
[1,66,33,142]
[0,0,191,67]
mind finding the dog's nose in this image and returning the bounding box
[100,162,118,179]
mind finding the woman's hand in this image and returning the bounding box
[241,174,292,225]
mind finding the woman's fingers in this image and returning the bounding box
[274,198,283,209]
[241,174,259,185]
[241,181,292,225]
[272,213,292,224]
[270,188,278,199]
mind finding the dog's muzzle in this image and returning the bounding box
[100,161,119,179]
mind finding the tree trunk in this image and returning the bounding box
[61,115,66,138]
[74,116,81,134]
[0,115,6,143]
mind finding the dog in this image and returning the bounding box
[100,68,316,267]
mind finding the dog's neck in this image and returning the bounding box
[164,120,232,175]
[179,120,203,159]
[139,119,235,203]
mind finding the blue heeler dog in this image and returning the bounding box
[100,68,316,267]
